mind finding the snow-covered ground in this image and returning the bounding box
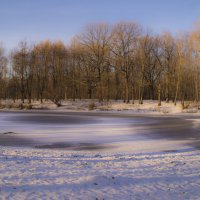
[1,147,200,200]
[1,99,200,114]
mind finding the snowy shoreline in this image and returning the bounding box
[1,99,200,115]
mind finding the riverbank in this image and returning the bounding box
[1,99,200,115]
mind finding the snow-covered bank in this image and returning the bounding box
[0,147,200,200]
[1,99,200,115]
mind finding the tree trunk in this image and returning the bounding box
[131,85,134,104]
[174,80,179,106]
[158,84,161,106]
[125,75,130,103]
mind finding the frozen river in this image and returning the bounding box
[0,111,200,153]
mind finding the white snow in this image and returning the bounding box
[0,147,200,200]
[1,99,200,114]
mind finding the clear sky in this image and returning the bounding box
[0,0,200,51]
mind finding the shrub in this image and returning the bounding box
[24,104,33,110]
[6,104,12,109]
[18,103,24,110]
[88,102,96,110]
[0,103,5,109]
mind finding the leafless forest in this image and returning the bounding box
[1,21,200,106]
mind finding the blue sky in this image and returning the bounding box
[0,0,200,51]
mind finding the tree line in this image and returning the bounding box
[1,21,200,106]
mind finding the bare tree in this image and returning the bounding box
[111,22,142,103]
[78,23,112,101]
[33,41,51,103]
[12,41,31,103]
[189,22,200,104]
[48,41,67,106]
[160,32,177,103]
[0,45,8,100]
